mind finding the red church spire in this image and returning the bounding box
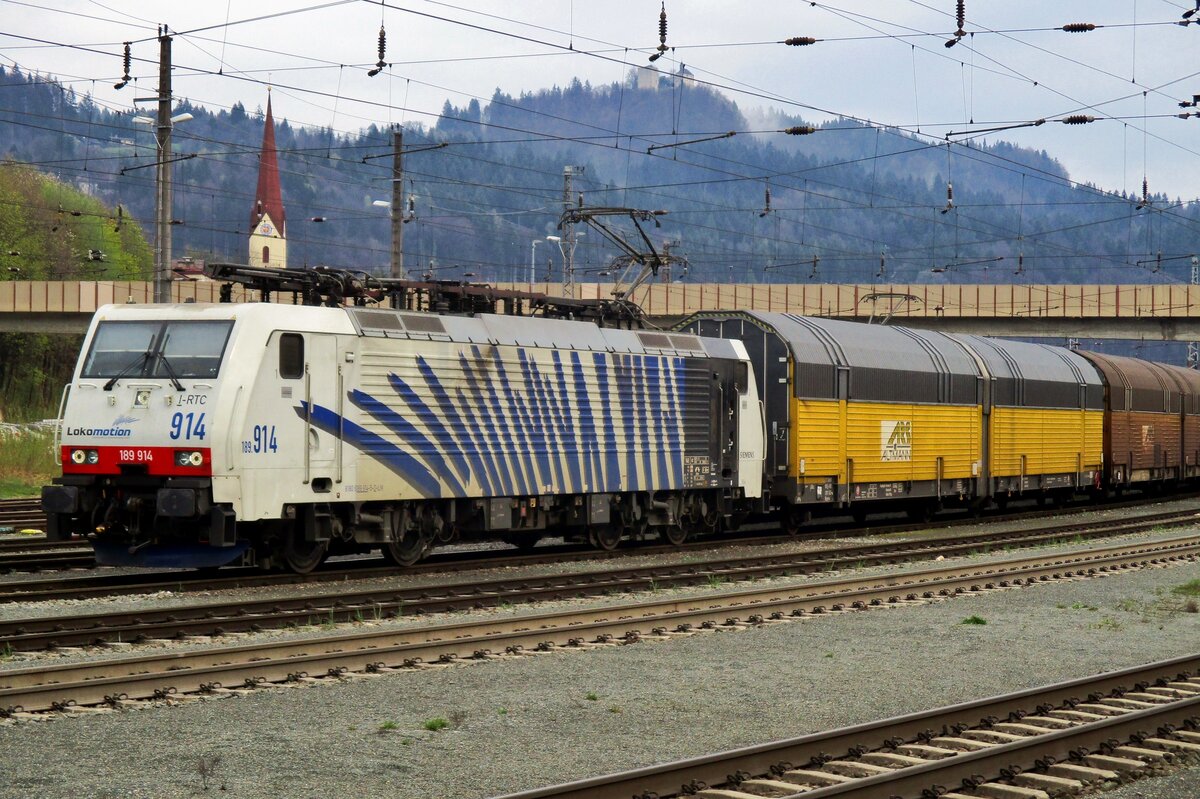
[250,91,285,233]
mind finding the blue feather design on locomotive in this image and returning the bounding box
[297,401,442,497]
[302,347,697,498]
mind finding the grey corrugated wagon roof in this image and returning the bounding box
[955,334,1101,386]
[772,313,978,374]
[701,311,980,403]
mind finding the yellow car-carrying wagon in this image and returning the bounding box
[678,312,1104,528]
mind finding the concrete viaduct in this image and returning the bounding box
[2,279,1199,341]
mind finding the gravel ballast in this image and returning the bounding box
[1,545,1199,797]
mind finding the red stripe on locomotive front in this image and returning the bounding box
[60,446,212,477]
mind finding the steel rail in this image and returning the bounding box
[490,655,1200,799]
[2,535,1197,715]
[3,507,1199,651]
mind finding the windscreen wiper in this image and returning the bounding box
[155,352,186,392]
[102,352,149,391]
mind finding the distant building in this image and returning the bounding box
[248,91,286,268]
[171,257,210,281]
[636,64,660,90]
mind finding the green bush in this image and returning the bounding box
[0,427,55,497]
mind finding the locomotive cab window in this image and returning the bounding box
[81,320,234,379]
[279,333,304,379]
[735,361,749,394]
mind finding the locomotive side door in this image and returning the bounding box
[303,334,341,484]
[710,361,738,484]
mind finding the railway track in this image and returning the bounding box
[4,487,1200,599]
[495,654,1200,799]
[2,533,1197,718]
[0,498,91,572]
[0,498,45,533]
[1,506,1198,651]
[1,488,1198,582]
[0,545,96,573]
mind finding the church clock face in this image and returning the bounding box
[258,221,274,235]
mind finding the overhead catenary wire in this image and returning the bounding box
[2,4,1200,279]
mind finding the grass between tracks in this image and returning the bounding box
[0,428,55,498]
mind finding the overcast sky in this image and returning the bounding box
[4,0,1200,198]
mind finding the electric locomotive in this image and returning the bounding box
[42,277,765,573]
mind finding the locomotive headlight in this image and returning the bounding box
[175,450,204,467]
[72,449,99,465]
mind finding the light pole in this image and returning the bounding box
[529,239,542,284]
[545,235,563,282]
[374,195,415,279]
[546,233,584,289]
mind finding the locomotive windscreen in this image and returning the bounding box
[81,320,235,380]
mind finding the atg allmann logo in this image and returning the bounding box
[881,420,912,462]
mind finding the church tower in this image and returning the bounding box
[248,91,287,268]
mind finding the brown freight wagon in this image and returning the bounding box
[1077,351,1183,487]
[1157,363,1200,479]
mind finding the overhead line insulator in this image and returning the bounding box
[783,126,816,135]
[1061,23,1096,32]
[1061,115,1096,125]
[114,42,132,90]
[368,25,387,77]
[649,2,670,61]
[784,37,818,46]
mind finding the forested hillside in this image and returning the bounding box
[0,163,151,418]
[2,64,1198,285]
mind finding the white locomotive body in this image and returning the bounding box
[43,301,764,571]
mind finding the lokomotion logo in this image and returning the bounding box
[65,415,138,438]
[880,420,912,462]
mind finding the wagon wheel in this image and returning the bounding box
[282,535,328,575]
[906,501,938,524]
[784,508,812,536]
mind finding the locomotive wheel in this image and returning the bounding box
[659,524,688,547]
[283,537,328,574]
[381,530,427,567]
[851,507,868,525]
[589,524,622,551]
